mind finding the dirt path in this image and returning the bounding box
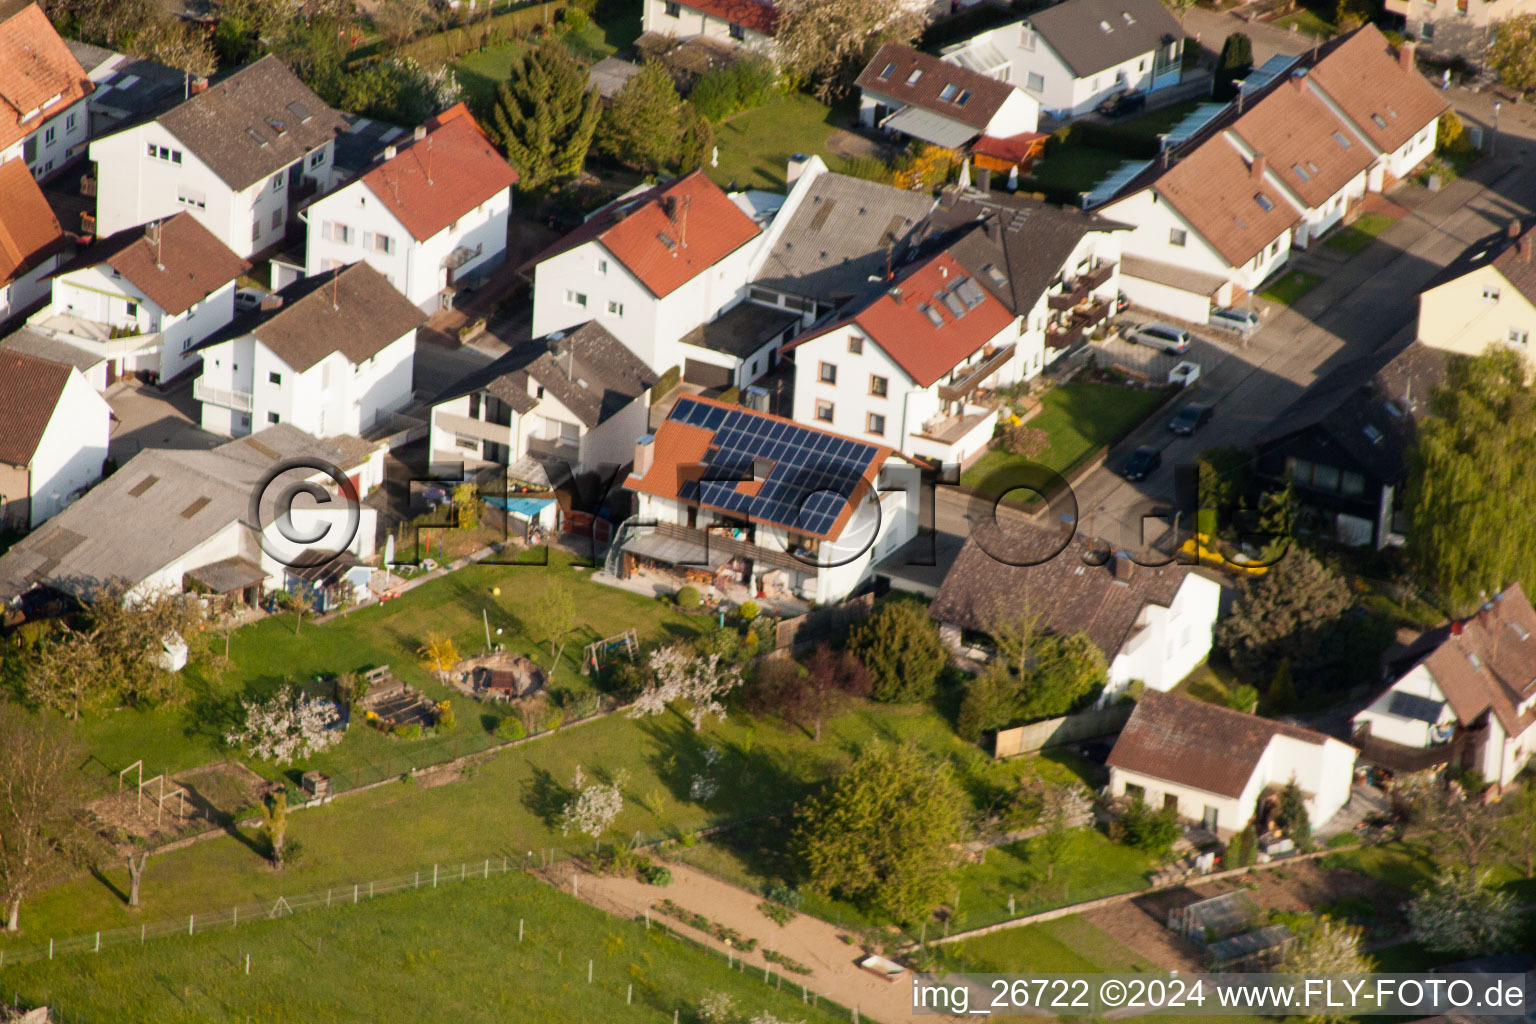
[548,860,919,1024]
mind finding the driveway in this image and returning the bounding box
[107,377,222,464]
[1094,322,1235,385]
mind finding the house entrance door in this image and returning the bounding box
[1201,806,1219,831]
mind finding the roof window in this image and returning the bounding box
[658,232,677,249]
[907,68,924,85]
[940,83,959,100]
[919,303,945,327]
[1363,423,1384,444]
[1122,11,1135,22]
[1333,131,1352,149]
[1293,163,1311,181]
[246,127,267,147]
[956,89,972,106]
[1254,193,1274,212]
[1100,19,1113,31]
[879,61,896,79]
[1371,113,1388,129]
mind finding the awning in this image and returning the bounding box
[623,531,730,570]
[285,549,365,588]
[185,556,267,594]
[881,106,978,150]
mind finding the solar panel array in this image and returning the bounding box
[668,397,881,538]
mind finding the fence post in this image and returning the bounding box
[461,863,465,881]
[519,918,524,942]
[234,906,238,928]
[141,924,145,944]
[369,881,374,899]
[245,953,250,975]
[627,983,633,1005]
[189,914,194,935]
[95,931,99,952]
[588,959,593,983]
[416,871,420,889]
[433,864,438,888]
[354,883,359,904]
[48,939,53,960]
[484,858,489,878]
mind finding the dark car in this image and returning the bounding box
[1121,445,1162,481]
[1168,404,1214,436]
[1096,90,1147,118]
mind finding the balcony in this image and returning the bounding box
[627,520,809,574]
[1047,260,1117,310]
[26,315,163,358]
[938,344,1016,403]
[527,436,581,464]
[193,379,254,412]
[1045,322,1084,350]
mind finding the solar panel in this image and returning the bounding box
[664,397,881,537]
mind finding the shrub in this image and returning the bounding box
[1437,110,1474,156]
[1003,424,1049,458]
[495,716,526,742]
[832,154,895,184]
[562,690,602,721]
[1325,832,1361,849]
[675,585,702,608]
[678,828,698,847]
[435,700,455,731]
[849,598,946,703]
[689,54,780,122]
[541,707,564,733]
[561,6,589,32]
[763,879,803,910]
[644,864,672,886]
[1110,797,1181,856]
[758,900,796,926]
[1225,825,1258,868]
[392,723,424,741]
[736,600,759,622]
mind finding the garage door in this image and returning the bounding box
[683,358,732,389]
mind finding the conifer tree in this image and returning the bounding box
[492,39,601,192]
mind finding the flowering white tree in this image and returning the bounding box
[225,686,343,764]
[562,768,627,839]
[690,774,719,803]
[628,646,743,730]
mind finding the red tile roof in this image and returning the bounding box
[532,171,762,299]
[358,103,518,243]
[1307,25,1448,155]
[1107,690,1336,799]
[1156,138,1301,268]
[0,348,72,467]
[1407,583,1536,738]
[785,252,1017,388]
[0,157,63,287]
[680,0,777,35]
[53,212,250,316]
[0,3,91,154]
[972,132,1048,165]
[1229,75,1376,210]
[855,43,1020,132]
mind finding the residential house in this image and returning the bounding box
[528,171,765,379]
[1093,29,1446,319]
[1353,583,1536,790]
[0,327,111,388]
[427,321,657,482]
[303,103,518,312]
[193,261,424,438]
[616,395,920,605]
[1416,219,1536,364]
[0,424,381,605]
[0,158,65,324]
[0,2,93,178]
[1252,340,1445,548]
[941,0,1186,119]
[639,0,778,52]
[855,44,1040,150]
[26,212,249,385]
[1386,0,1506,66]
[88,55,347,258]
[0,349,111,529]
[66,42,188,140]
[929,528,1223,702]
[779,188,1126,467]
[1108,689,1356,835]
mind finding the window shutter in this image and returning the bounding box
[363,231,374,250]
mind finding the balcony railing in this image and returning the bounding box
[193,379,254,412]
[639,520,809,574]
[938,344,1016,403]
[1045,322,1084,350]
[527,436,581,463]
[1047,260,1117,310]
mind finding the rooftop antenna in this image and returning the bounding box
[426,137,434,186]
[151,220,164,271]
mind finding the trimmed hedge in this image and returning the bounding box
[394,0,565,65]
[1047,122,1161,160]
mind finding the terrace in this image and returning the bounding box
[1047,260,1116,310]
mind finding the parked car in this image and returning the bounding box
[1120,445,1162,481]
[1168,403,1214,435]
[1168,361,1202,388]
[1209,306,1260,335]
[1126,322,1191,354]
[1096,89,1147,118]
[234,287,268,313]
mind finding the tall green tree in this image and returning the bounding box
[1280,917,1374,1023]
[1490,14,1536,93]
[776,0,930,100]
[1214,33,1253,101]
[793,742,964,923]
[1215,547,1351,682]
[594,59,684,174]
[492,39,602,192]
[1409,348,1536,614]
[848,598,946,703]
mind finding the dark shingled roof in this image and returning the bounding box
[917,186,1131,315]
[192,262,424,373]
[678,300,800,359]
[929,525,1206,660]
[1107,690,1334,798]
[432,322,656,429]
[1023,0,1184,79]
[51,213,249,316]
[0,349,73,467]
[157,55,346,191]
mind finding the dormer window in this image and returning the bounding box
[1254,193,1274,212]
[1122,11,1135,22]
[907,68,923,85]
[879,61,896,79]
[1100,19,1112,31]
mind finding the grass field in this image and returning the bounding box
[940,912,1156,973]
[950,829,1157,932]
[1028,146,1130,194]
[1324,212,1397,254]
[1,871,848,1024]
[962,382,1171,494]
[1258,270,1323,306]
[707,93,853,192]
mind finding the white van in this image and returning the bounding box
[1126,322,1191,354]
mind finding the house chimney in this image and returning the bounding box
[383,144,397,161]
[413,124,427,142]
[1399,41,1416,73]
[663,196,678,222]
[260,294,284,311]
[190,76,209,95]
[889,287,903,304]
[1510,219,1523,241]
[977,166,993,192]
[1251,153,1266,182]
[633,434,655,478]
[1451,619,1463,636]
[1290,68,1306,91]
[1112,552,1135,582]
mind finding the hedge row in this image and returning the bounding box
[1046,121,1162,161]
[394,0,567,65]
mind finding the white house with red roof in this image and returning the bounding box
[529,171,769,379]
[0,348,110,529]
[1353,584,1536,790]
[0,157,66,324]
[0,2,93,178]
[640,0,779,52]
[855,44,1040,151]
[302,104,517,312]
[617,394,919,605]
[782,251,1029,467]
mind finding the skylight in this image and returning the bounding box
[879,61,896,79]
[983,263,1007,287]
[1307,162,1320,174]
[1383,401,1404,419]
[1099,19,1112,31]
[657,232,677,249]
[1333,131,1352,149]
[1363,423,1384,444]
[940,83,959,101]
[1254,193,1274,212]
[956,90,972,106]
[1371,113,1388,129]
[245,127,267,146]
[919,303,945,327]
[1293,163,1311,181]
[287,101,312,123]
[1122,11,1135,22]
[907,68,924,85]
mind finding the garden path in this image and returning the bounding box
[547,860,915,1024]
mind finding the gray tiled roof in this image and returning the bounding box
[1024,0,1184,79]
[753,172,936,305]
[678,301,799,359]
[0,328,105,371]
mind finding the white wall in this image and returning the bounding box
[1109,765,1254,834]
[27,367,110,523]
[1260,733,1355,826]
[953,21,1164,119]
[1353,664,1455,748]
[1105,572,1222,699]
[581,394,651,474]
[0,254,59,323]
[640,0,775,52]
[1,96,90,178]
[986,89,1042,136]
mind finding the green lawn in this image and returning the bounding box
[1324,212,1397,254]
[1028,146,1131,194]
[707,93,851,192]
[1110,99,1203,142]
[940,912,1156,973]
[962,382,1171,495]
[949,829,1158,933]
[1,871,847,1024]
[1258,270,1323,306]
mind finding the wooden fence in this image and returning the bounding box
[771,593,874,654]
[993,703,1133,758]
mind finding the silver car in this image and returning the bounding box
[1126,322,1191,354]
[1209,306,1260,335]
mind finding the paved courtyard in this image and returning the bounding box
[106,377,222,464]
